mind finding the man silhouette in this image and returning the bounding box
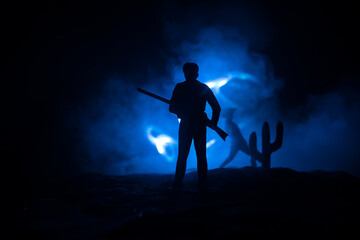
[169,63,221,192]
[219,108,256,168]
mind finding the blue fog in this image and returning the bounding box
[73,26,360,176]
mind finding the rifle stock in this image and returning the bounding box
[209,125,228,141]
[137,88,228,141]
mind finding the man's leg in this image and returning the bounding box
[194,124,207,192]
[174,122,192,190]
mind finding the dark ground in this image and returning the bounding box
[5,167,360,239]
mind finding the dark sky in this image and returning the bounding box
[2,1,359,109]
[1,0,359,186]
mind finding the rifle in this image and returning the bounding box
[137,88,228,141]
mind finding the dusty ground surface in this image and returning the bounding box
[5,167,360,239]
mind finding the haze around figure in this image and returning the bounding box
[72,15,359,176]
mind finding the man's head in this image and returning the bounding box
[183,63,199,81]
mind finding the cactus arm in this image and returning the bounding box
[270,121,284,152]
[262,122,271,154]
[249,132,263,162]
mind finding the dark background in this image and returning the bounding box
[1,0,359,191]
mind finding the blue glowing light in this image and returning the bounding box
[237,72,255,81]
[206,139,216,148]
[205,77,230,93]
[146,124,216,162]
[205,73,255,93]
[147,127,176,162]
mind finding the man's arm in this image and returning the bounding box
[206,88,221,125]
[169,84,180,116]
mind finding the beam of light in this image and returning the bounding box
[205,77,230,93]
[205,72,256,93]
[146,127,176,162]
[204,72,257,110]
[206,139,216,148]
[237,72,255,81]
[205,72,254,93]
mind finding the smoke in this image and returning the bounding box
[279,88,360,175]
[70,24,282,175]
[70,75,180,175]
[70,1,360,176]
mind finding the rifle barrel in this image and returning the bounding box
[137,88,170,104]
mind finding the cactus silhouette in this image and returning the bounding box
[249,121,284,169]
